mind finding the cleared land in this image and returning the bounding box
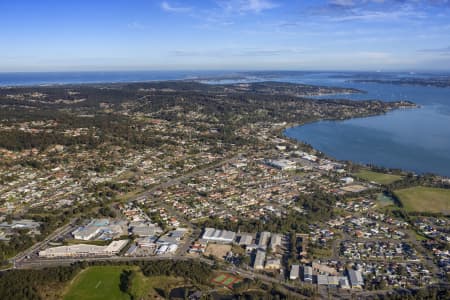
[204,244,231,260]
[354,170,402,185]
[130,275,185,300]
[394,186,450,214]
[64,266,131,300]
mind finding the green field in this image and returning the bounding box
[64,266,131,300]
[64,266,186,300]
[354,170,402,185]
[394,186,450,214]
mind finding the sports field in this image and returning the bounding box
[394,186,450,214]
[211,273,241,288]
[354,170,402,185]
[64,266,131,300]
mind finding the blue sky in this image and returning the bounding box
[1,0,450,71]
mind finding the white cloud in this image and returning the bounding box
[161,1,191,13]
[219,0,278,14]
[330,0,355,7]
[127,21,145,29]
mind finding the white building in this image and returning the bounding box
[258,231,271,249]
[253,249,266,270]
[72,226,101,240]
[202,228,236,244]
[348,269,364,289]
[303,266,313,283]
[269,233,282,252]
[39,240,128,258]
[238,233,253,246]
[341,177,355,185]
[266,159,296,171]
[290,264,300,280]
[265,258,281,270]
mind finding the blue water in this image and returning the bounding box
[0,70,230,86]
[279,73,450,177]
[0,70,449,176]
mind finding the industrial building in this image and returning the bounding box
[269,233,282,252]
[130,221,162,237]
[72,219,127,241]
[303,266,313,283]
[253,249,266,270]
[265,258,281,270]
[347,269,364,289]
[237,233,253,246]
[290,264,300,280]
[265,159,296,171]
[202,227,236,244]
[258,231,271,249]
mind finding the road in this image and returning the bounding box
[16,254,311,299]
[11,219,77,268]
[16,255,215,269]
[133,153,241,204]
[9,153,240,269]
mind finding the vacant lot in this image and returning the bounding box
[131,275,185,300]
[355,170,402,185]
[394,186,450,215]
[64,266,131,300]
[204,244,231,260]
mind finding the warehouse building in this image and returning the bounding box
[303,266,313,283]
[290,264,300,280]
[253,249,266,270]
[202,228,236,244]
[348,269,364,289]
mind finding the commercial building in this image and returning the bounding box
[39,240,129,258]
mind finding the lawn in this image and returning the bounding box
[394,186,450,214]
[354,170,402,185]
[64,266,131,300]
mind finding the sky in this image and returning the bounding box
[1,0,450,72]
